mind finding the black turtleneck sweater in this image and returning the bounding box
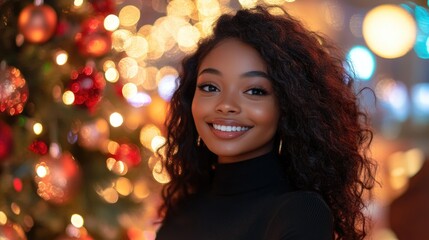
[156,152,333,240]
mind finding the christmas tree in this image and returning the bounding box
[0,0,220,238]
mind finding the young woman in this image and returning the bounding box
[155,6,376,240]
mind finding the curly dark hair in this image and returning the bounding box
[159,5,376,240]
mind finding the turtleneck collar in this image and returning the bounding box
[212,152,289,195]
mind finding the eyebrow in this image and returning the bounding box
[198,68,269,79]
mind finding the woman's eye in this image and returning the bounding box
[198,84,219,92]
[245,88,268,96]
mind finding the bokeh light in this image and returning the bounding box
[363,4,417,59]
[412,83,429,120]
[55,50,68,65]
[109,112,124,127]
[104,14,120,31]
[71,214,84,228]
[118,5,140,27]
[346,45,376,81]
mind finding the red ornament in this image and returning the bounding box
[90,0,116,16]
[75,16,112,57]
[18,3,57,43]
[29,140,48,155]
[34,152,81,204]
[0,121,13,160]
[67,66,105,110]
[0,63,29,116]
[111,143,141,167]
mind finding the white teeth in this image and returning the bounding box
[213,124,249,132]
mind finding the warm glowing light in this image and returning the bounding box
[125,35,149,59]
[105,67,119,83]
[363,4,417,58]
[11,202,20,215]
[0,211,7,225]
[35,164,48,178]
[109,112,124,127]
[118,57,139,79]
[55,50,68,65]
[119,5,141,27]
[103,60,116,71]
[107,141,120,154]
[177,25,200,49]
[140,124,161,150]
[141,66,159,90]
[71,214,84,228]
[151,136,166,152]
[122,83,138,99]
[104,14,120,31]
[115,177,133,196]
[132,179,150,200]
[112,29,133,52]
[74,0,83,7]
[239,0,258,8]
[33,122,43,135]
[152,160,170,184]
[62,90,75,105]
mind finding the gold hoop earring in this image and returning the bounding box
[197,136,201,147]
[278,139,283,155]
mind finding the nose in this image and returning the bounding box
[215,91,240,114]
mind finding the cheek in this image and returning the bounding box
[249,104,280,126]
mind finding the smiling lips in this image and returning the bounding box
[210,123,251,139]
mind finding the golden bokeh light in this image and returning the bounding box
[112,29,133,52]
[151,135,166,153]
[105,67,120,83]
[363,4,417,59]
[118,5,141,27]
[152,160,171,184]
[109,112,124,127]
[118,57,139,79]
[122,83,138,99]
[33,122,43,135]
[124,35,149,59]
[132,179,150,200]
[115,177,133,196]
[55,50,68,65]
[0,211,7,225]
[104,14,120,31]
[71,214,84,228]
[140,124,161,150]
[62,90,75,105]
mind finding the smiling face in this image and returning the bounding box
[191,38,280,163]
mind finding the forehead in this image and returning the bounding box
[198,38,267,72]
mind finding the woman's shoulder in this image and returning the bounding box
[264,191,333,239]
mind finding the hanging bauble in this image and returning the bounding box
[75,16,112,57]
[0,221,27,240]
[110,143,141,167]
[0,120,13,160]
[34,151,81,204]
[29,140,48,155]
[18,3,57,44]
[67,66,105,111]
[0,62,29,116]
[90,0,116,16]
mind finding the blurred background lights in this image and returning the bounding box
[376,79,410,122]
[71,214,84,228]
[33,122,43,135]
[346,45,376,81]
[363,4,417,59]
[62,90,75,105]
[151,135,166,153]
[0,211,7,225]
[104,14,120,31]
[119,5,140,27]
[122,83,138,99]
[55,50,68,65]
[158,74,178,101]
[104,67,119,83]
[109,112,123,127]
[127,92,152,108]
[412,83,429,120]
[413,5,429,59]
